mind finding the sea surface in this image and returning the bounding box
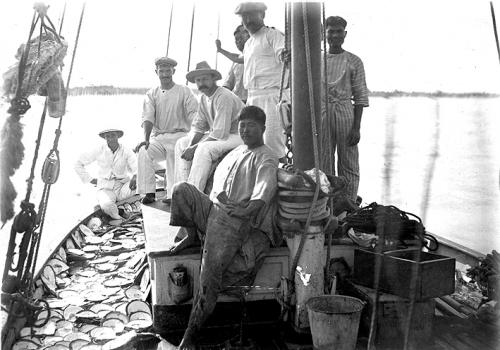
[1,94,499,273]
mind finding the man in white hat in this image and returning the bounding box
[136,57,198,204]
[174,61,244,193]
[235,2,289,160]
[74,129,137,224]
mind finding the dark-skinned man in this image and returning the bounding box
[215,24,250,103]
[169,106,280,349]
[174,61,244,192]
[321,16,369,201]
[136,57,198,205]
[75,129,137,225]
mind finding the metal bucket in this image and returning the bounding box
[306,295,364,350]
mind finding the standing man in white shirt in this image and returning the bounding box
[75,129,137,225]
[175,61,244,193]
[215,24,250,103]
[136,57,198,204]
[235,2,289,160]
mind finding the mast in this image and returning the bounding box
[287,2,324,332]
[291,2,322,169]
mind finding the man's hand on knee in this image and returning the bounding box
[135,141,150,153]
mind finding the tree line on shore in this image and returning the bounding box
[67,85,499,98]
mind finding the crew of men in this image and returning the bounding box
[74,3,368,349]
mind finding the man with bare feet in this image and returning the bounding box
[168,106,280,349]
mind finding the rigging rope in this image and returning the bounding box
[25,3,86,292]
[215,11,220,70]
[490,2,500,64]
[321,2,334,292]
[186,4,196,85]
[166,1,174,56]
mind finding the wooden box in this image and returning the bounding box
[353,248,455,300]
[349,283,435,347]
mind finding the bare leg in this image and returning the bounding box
[166,227,196,255]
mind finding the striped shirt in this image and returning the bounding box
[191,87,244,140]
[223,62,248,102]
[142,84,198,137]
[321,50,369,109]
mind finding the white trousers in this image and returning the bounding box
[97,180,134,219]
[174,133,243,191]
[247,89,289,158]
[137,132,187,199]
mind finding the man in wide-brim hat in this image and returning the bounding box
[174,61,244,193]
[75,128,137,225]
[135,56,198,205]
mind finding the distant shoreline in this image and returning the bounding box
[67,86,499,98]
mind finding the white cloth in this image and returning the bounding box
[243,26,285,90]
[246,89,289,158]
[174,133,243,191]
[137,132,188,199]
[74,144,137,219]
[142,84,198,136]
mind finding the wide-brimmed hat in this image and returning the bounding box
[234,2,267,14]
[154,57,178,68]
[186,61,222,83]
[99,129,124,139]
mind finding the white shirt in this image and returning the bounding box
[191,87,244,140]
[74,144,137,189]
[142,84,198,136]
[243,26,285,90]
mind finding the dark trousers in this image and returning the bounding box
[170,182,270,335]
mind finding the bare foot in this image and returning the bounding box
[167,234,195,255]
[177,336,195,350]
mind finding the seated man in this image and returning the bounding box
[174,61,244,193]
[169,106,280,349]
[74,128,137,225]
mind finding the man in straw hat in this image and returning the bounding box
[75,128,137,225]
[174,61,244,193]
[234,2,290,160]
[169,106,280,349]
[321,16,369,201]
[136,57,198,205]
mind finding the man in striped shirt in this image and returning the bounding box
[321,16,369,201]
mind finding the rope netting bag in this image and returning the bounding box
[2,32,68,118]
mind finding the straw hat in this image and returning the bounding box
[186,61,222,83]
[99,129,124,139]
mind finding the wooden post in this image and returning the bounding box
[291,2,322,169]
[288,1,324,332]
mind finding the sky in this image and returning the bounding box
[1,0,500,93]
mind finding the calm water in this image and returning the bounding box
[1,95,499,273]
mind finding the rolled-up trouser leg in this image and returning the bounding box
[170,182,212,231]
[97,188,120,219]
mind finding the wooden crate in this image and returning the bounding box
[353,248,455,300]
[349,283,435,347]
